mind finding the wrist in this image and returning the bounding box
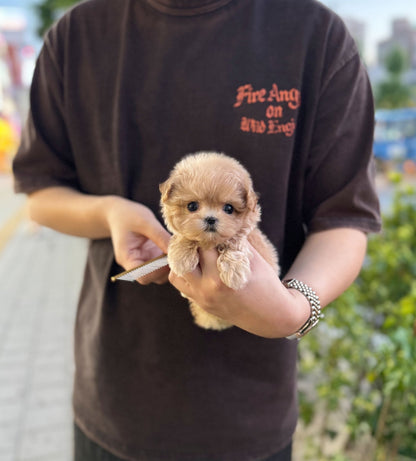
[284,287,312,334]
[283,279,322,339]
[102,195,128,234]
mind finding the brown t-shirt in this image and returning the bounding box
[13,0,381,459]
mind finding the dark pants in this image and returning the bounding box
[74,424,292,461]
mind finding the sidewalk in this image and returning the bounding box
[0,175,26,254]
[0,174,88,461]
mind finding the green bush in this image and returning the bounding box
[298,176,416,460]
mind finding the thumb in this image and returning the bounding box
[151,226,171,254]
[198,248,220,277]
[138,210,171,254]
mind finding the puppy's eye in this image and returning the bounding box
[223,204,234,214]
[187,201,199,212]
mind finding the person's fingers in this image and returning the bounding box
[137,207,171,253]
[168,271,193,296]
[197,248,219,277]
[149,226,171,254]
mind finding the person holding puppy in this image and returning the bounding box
[13,0,381,460]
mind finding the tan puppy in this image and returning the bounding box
[160,152,280,330]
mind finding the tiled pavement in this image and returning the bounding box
[0,174,88,461]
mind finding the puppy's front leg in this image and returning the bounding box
[217,240,251,290]
[168,235,199,276]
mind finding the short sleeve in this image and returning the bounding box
[13,31,79,194]
[303,53,381,234]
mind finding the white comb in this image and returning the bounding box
[111,255,169,282]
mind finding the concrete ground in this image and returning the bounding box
[0,174,88,461]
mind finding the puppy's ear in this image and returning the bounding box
[240,178,258,211]
[245,188,259,212]
[159,179,174,203]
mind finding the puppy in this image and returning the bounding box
[160,152,280,330]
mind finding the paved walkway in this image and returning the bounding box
[0,174,88,461]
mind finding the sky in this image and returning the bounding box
[0,0,416,65]
[0,0,41,49]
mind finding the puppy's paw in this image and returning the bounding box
[189,301,232,330]
[168,239,199,276]
[217,250,251,290]
[168,251,199,276]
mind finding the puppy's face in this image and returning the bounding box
[160,154,259,247]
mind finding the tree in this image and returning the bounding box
[35,0,80,37]
[375,47,413,109]
[385,47,409,77]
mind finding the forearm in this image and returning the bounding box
[28,186,113,238]
[285,227,367,308]
[28,186,171,277]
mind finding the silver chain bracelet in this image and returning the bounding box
[283,278,323,340]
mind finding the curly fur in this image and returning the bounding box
[160,152,280,330]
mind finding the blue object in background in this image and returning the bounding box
[374,108,416,162]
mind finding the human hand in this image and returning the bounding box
[168,245,310,338]
[106,196,171,284]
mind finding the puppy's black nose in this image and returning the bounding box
[205,216,218,226]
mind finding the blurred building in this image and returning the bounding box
[378,18,416,69]
[344,17,366,60]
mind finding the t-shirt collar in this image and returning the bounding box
[145,0,233,16]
